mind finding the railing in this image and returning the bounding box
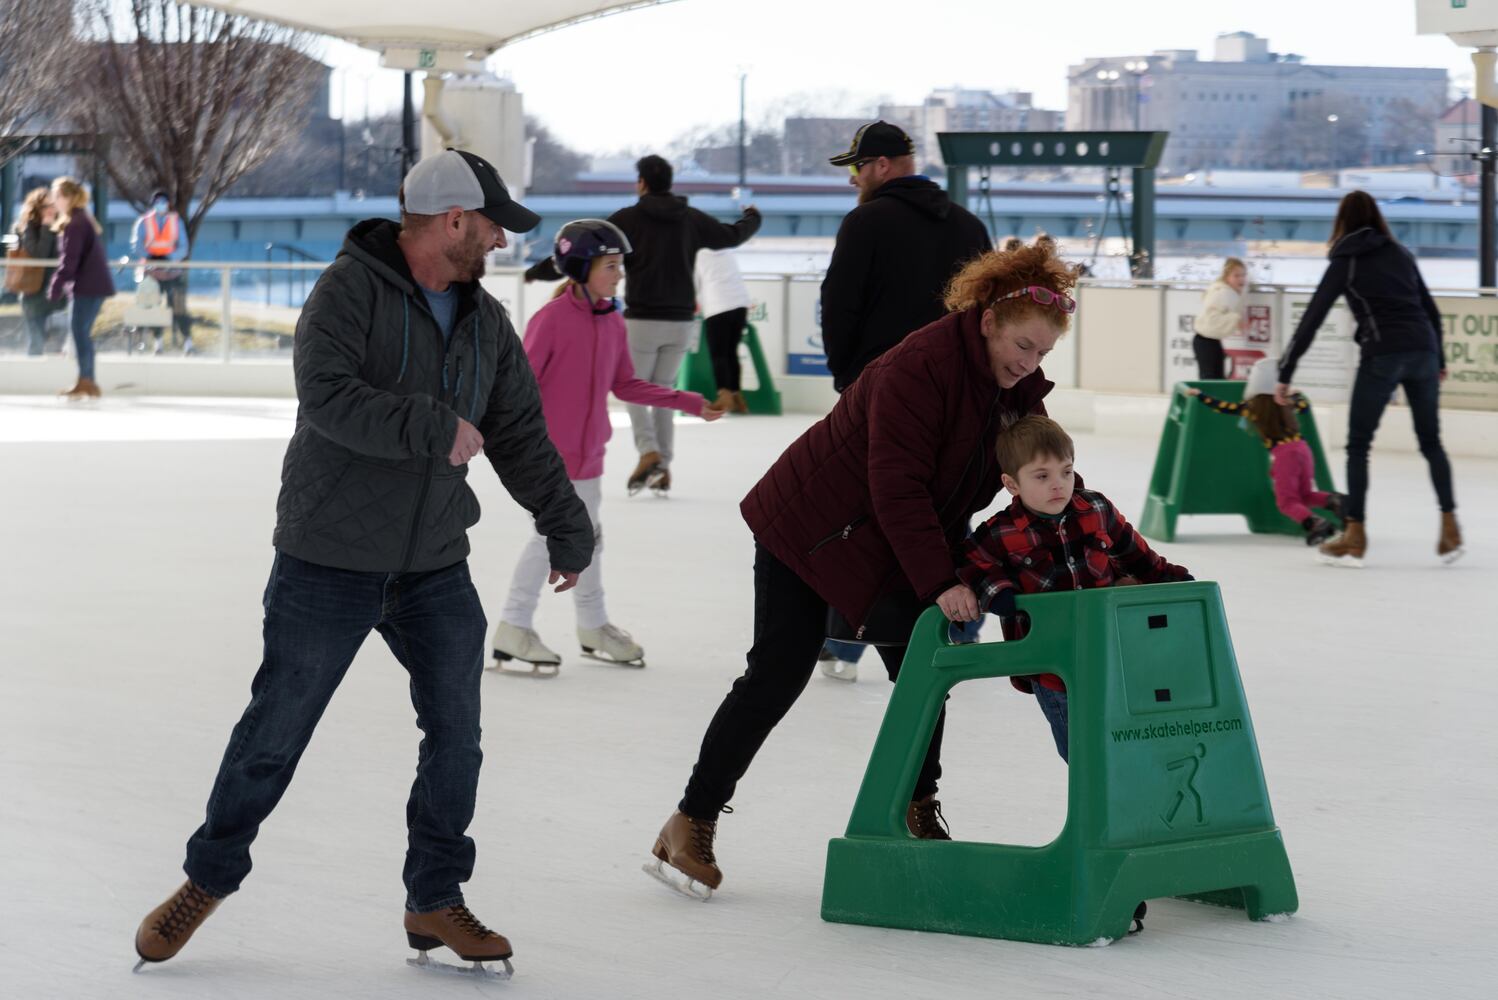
[2,257,1494,412]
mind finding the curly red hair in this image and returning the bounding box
[943,237,1080,333]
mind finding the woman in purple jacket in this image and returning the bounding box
[48,176,115,399]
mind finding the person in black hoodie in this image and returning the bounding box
[816,121,991,677]
[1275,190,1461,567]
[530,155,760,495]
[821,120,991,392]
[527,157,758,493]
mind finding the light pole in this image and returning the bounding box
[737,69,748,191]
[1327,113,1340,172]
[1096,68,1120,129]
[1124,60,1149,131]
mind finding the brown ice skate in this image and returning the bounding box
[627,450,664,496]
[133,880,223,971]
[1438,513,1464,565]
[906,793,952,840]
[1317,519,1366,568]
[404,904,514,979]
[645,809,724,899]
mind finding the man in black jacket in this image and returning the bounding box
[816,121,991,675]
[609,155,760,493]
[134,150,592,976]
[821,121,991,392]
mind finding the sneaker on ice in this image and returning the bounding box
[820,658,857,681]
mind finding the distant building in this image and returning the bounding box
[1067,32,1448,174]
[879,88,1064,172]
[782,117,868,176]
[1433,97,1480,180]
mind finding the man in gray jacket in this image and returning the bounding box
[134,150,592,977]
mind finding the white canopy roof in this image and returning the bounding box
[190,1,675,54]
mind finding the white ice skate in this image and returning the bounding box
[577,624,646,668]
[490,622,561,678]
[820,658,857,682]
[407,949,514,981]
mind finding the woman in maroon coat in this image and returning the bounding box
[48,177,116,399]
[646,240,1081,898]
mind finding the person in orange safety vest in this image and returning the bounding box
[131,190,194,354]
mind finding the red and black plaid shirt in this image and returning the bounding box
[958,490,1191,690]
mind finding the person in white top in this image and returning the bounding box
[1192,256,1247,379]
[695,247,753,412]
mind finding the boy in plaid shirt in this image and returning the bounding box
[954,416,1192,761]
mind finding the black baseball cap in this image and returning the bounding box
[828,121,916,166]
[402,148,541,233]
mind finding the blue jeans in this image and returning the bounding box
[184,552,488,912]
[1033,685,1069,763]
[69,295,104,380]
[1345,349,1456,521]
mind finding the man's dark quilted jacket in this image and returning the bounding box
[272,218,592,574]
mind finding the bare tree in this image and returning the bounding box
[0,0,77,166]
[72,0,323,247]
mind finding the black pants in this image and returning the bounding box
[680,542,945,819]
[703,307,748,392]
[1344,349,1456,521]
[1192,335,1225,379]
[151,267,194,343]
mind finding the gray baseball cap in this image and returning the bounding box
[401,148,541,233]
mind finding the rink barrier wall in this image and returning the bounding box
[1,263,1493,455]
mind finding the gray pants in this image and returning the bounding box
[625,318,695,467]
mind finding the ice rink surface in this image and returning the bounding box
[1,395,1494,1000]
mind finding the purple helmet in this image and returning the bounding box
[553,218,632,282]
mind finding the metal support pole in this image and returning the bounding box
[219,269,233,363]
[0,158,16,236]
[1482,103,1496,289]
[1130,166,1155,279]
[946,165,969,209]
[401,72,418,177]
[737,72,747,190]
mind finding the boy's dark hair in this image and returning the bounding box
[637,155,673,194]
[996,415,1075,474]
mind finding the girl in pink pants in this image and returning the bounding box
[1185,358,1344,546]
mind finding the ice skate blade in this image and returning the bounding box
[407,950,514,980]
[820,661,857,682]
[490,652,560,678]
[642,858,713,901]
[580,650,646,669]
[1316,552,1363,568]
[1441,547,1466,565]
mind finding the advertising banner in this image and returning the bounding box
[785,279,830,376]
[1432,295,1498,412]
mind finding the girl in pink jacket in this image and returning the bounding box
[492,220,722,674]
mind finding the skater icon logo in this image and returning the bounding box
[1161,743,1208,829]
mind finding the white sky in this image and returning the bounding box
[319,0,1481,155]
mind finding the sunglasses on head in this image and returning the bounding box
[991,285,1077,314]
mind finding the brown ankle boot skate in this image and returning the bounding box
[404,905,513,977]
[906,793,952,840]
[133,880,223,970]
[1317,519,1366,568]
[713,388,737,412]
[1439,513,1464,565]
[627,450,664,496]
[645,809,724,899]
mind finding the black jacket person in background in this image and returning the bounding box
[821,121,991,392]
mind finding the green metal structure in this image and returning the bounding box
[1140,381,1338,543]
[674,320,783,415]
[821,589,1297,946]
[937,130,1168,277]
